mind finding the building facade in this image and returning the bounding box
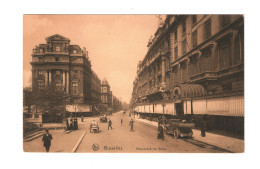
[91,72,101,105]
[31,34,101,116]
[131,15,244,135]
[101,78,112,111]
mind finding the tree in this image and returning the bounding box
[28,85,66,122]
[23,87,33,113]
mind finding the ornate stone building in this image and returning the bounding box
[131,15,244,135]
[31,34,101,115]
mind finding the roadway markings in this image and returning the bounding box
[71,130,87,153]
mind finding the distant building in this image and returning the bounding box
[101,78,112,111]
[112,95,122,112]
[91,72,101,104]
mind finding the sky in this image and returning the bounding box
[23,15,164,103]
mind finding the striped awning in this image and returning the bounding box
[66,104,92,112]
[172,83,207,99]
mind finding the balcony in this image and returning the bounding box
[190,63,244,83]
[44,51,69,55]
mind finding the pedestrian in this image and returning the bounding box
[42,129,52,152]
[81,115,84,122]
[121,118,123,126]
[73,117,77,130]
[201,119,206,137]
[157,124,164,140]
[129,119,134,131]
[74,117,78,130]
[69,118,73,130]
[108,118,112,130]
[65,118,69,130]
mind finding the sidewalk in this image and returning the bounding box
[23,124,86,153]
[135,118,244,153]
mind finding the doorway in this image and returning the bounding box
[175,102,184,116]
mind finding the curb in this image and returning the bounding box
[136,118,235,153]
[24,132,44,142]
[71,130,87,153]
[187,138,234,153]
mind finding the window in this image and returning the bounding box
[56,70,60,75]
[174,30,177,42]
[55,46,60,52]
[221,15,230,28]
[55,82,61,87]
[103,87,107,93]
[73,50,77,54]
[72,82,79,95]
[182,39,187,54]
[40,48,44,53]
[205,19,211,40]
[55,57,59,61]
[174,47,178,59]
[192,30,197,48]
[38,70,43,75]
[39,58,44,62]
[219,38,232,69]
[192,15,197,25]
[182,22,186,36]
[37,80,44,90]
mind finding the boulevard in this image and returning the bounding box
[24,111,229,153]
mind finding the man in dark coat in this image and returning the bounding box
[81,115,84,122]
[69,118,73,130]
[157,124,164,140]
[73,118,77,130]
[42,129,52,152]
[201,119,206,137]
[108,118,112,130]
[129,119,134,131]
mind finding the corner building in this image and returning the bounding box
[31,34,97,114]
[131,15,244,136]
[101,78,112,111]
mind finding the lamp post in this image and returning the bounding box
[74,100,77,117]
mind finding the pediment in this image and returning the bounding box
[45,34,70,42]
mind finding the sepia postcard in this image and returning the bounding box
[23,14,244,153]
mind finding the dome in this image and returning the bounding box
[101,78,109,85]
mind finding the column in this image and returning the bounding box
[211,42,218,71]
[169,32,174,62]
[161,53,166,89]
[62,70,66,89]
[45,70,48,86]
[197,51,202,73]
[66,71,69,94]
[48,70,52,85]
[232,31,238,66]
[32,69,35,91]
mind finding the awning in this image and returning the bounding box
[172,83,207,99]
[66,104,92,112]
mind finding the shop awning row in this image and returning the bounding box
[66,104,91,112]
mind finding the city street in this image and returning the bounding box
[77,112,228,153]
[24,111,232,153]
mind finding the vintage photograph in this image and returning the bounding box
[23,14,244,153]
